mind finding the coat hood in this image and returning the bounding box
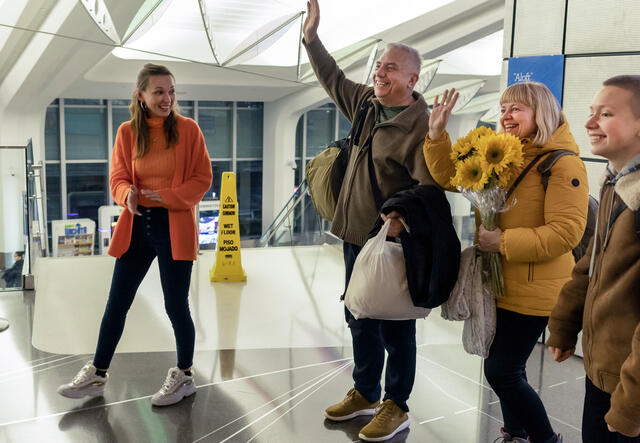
[523,120,580,156]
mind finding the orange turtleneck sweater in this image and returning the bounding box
[135,118,175,207]
[109,115,213,260]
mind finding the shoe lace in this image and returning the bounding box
[159,370,181,394]
[72,362,94,384]
[372,401,395,423]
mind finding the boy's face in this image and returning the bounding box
[585,85,640,166]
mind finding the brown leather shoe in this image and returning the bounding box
[324,388,380,421]
[358,399,410,442]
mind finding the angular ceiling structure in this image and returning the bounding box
[0,0,505,107]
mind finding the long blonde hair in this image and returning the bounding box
[129,63,180,158]
[500,82,563,145]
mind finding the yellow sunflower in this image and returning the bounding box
[469,126,494,145]
[478,135,511,175]
[450,137,475,161]
[450,155,489,191]
[501,132,524,168]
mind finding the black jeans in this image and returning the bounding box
[583,377,640,442]
[484,308,555,443]
[93,206,195,370]
[343,242,416,412]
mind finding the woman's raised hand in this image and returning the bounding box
[428,88,459,140]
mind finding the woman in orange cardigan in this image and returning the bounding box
[57,63,212,407]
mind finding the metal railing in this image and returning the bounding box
[257,180,340,248]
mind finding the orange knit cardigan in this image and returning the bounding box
[108,116,212,261]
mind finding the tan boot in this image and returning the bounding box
[324,388,380,421]
[358,399,410,442]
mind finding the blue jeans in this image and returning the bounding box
[583,377,640,442]
[343,242,416,412]
[93,206,194,370]
[484,308,555,443]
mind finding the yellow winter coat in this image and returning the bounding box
[424,122,589,316]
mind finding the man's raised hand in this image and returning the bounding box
[303,0,320,43]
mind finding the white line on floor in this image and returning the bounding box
[416,368,473,408]
[0,354,81,379]
[212,362,352,443]
[0,356,355,428]
[419,416,445,424]
[416,354,491,390]
[0,356,87,385]
[576,375,586,380]
[548,381,568,388]
[454,407,477,415]
[244,364,352,443]
[548,414,581,432]
[190,361,348,440]
[488,400,500,405]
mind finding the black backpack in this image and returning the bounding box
[537,150,599,262]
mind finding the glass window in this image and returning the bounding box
[338,112,352,139]
[198,108,232,158]
[295,159,302,187]
[45,164,61,221]
[306,109,335,158]
[64,99,104,106]
[64,107,108,160]
[205,160,232,201]
[295,117,303,158]
[178,101,194,119]
[66,163,108,224]
[45,163,61,251]
[111,107,131,142]
[45,107,60,161]
[111,99,130,106]
[179,107,194,119]
[199,101,232,108]
[237,108,263,158]
[236,102,263,109]
[236,160,262,238]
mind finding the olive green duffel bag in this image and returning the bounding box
[305,99,371,222]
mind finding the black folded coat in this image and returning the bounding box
[370,185,461,309]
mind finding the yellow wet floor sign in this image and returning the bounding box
[210,172,247,282]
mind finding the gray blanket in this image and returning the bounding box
[441,246,496,358]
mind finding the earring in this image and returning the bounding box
[139,101,147,111]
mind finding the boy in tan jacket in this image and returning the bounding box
[547,75,640,442]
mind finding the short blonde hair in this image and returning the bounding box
[500,82,563,145]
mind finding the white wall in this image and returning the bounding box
[502,0,640,195]
[0,148,26,253]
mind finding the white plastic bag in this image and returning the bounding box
[344,219,431,320]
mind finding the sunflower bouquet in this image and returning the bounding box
[449,126,524,299]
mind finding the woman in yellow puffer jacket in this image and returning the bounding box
[424,82,589,443]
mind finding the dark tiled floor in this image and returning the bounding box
[0,290,586,442]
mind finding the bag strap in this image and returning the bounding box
[505,154,545,201]
[610,200,628,226]
[349,95,374,148]
[537,150,576,191]
[367,141,384,210]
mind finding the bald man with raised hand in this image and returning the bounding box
[302,1,441,441]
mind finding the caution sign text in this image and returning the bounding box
[210,173,247,282]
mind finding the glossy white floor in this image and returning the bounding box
[0,245,586,442]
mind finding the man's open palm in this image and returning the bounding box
[303,0,320,43]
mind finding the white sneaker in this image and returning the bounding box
[151,367,196,407]
[57,361,108,399]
